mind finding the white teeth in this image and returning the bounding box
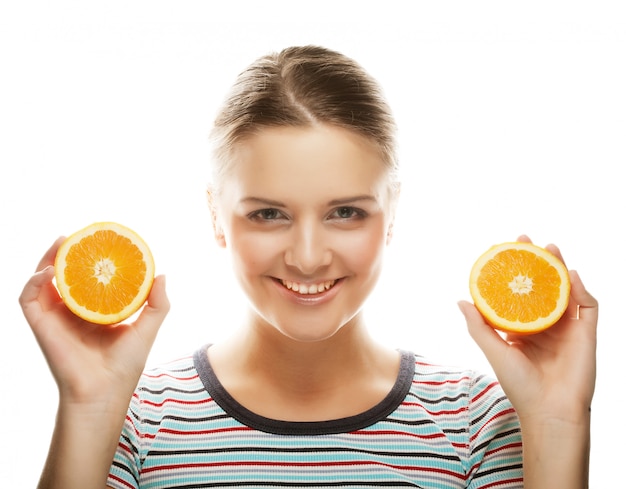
[281,279,336,295]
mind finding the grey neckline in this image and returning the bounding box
[193,345,415,436]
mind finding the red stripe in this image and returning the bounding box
[401,401,467,416]
[350,429,447,441]
[125,414,141,438]
[413,376,471,386]
[414,360,433,365]
[144,426,252,439]
[471,381,499,403]
[470,407,517,443]
[142,397,211,408]
[481,477,524,488]
[141,460,466,479]
[142,372,199,381]
[353,427,466,449]
[468,441,524,474]
[485,441,523,457]
[145,426,453,443]
[108,473,136,489]
[118,440,134,456]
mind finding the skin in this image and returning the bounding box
[459,236,598,487]
[19,240,169,489]
[207,125,401,421]
[19,124,597,488]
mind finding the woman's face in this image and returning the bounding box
[213,124,396,342]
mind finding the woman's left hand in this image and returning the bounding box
[458,235,598,424]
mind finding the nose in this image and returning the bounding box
[284,220,332,274]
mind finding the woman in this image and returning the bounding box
[20,45,597,488]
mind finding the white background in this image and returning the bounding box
[1,1,624,486]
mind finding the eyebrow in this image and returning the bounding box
[240,195,378,207]
[328,195,378,206]
[240,197,287,207]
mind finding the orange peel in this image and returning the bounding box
[469,241,570,334]
[54,222,155,324]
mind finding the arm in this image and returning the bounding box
[459,238,597,488]
[19,238,170,489]
[518,407,591,487]
[39,397,131,489]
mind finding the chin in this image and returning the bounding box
[280,330,340,344]
[273,316,356,344]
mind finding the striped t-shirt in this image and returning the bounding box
[108,347,523,488]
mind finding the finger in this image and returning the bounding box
[133,275,170,348]
[18,265,57,327]
[19,265,55,307]
[568,270,598,323]
[536,242,577,322]
[544,242,567,268]
[35,236,66,272]
[458,300,509,371]
[516,235,570,275]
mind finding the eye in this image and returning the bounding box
[330,206,367,220]
[249,208,285,221]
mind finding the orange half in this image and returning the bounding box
[469,241,570,334]
[54,222,155,324]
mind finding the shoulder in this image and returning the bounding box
[408,351,486,392]
[404,351,521,452]
[139,352,199,386]
[405,351,514,418]
[132,351,206,409]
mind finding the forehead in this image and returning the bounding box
[223,125,390,203]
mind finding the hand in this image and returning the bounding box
[19,237,170,408]
[458,235,598,424]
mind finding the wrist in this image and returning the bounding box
[39,397,131,489]
[57,390,133,426]
[518,403,591,433]
[520,410,591,489]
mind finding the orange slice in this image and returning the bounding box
[54,222,155,324]
[469,241,570,334]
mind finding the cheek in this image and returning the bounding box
[334,226,387,272]
[231,240,262,274]
[228,230,282,276]
[226,218,389,277]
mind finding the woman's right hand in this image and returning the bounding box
[20,237,169,488]
[19,237,170,407]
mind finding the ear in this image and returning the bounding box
[207,189,227,248]
[386,219,395,245]
[386,182,401,245]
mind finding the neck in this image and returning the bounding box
[206,310,402,422]
[208,311,398,405]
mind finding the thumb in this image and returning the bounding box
[458,300,508,372]
[133,275,170,348]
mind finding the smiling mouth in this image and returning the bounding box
[280,279,337,295]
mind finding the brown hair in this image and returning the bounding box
[209,45,399,190]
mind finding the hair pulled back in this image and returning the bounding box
[210,45,398,188]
